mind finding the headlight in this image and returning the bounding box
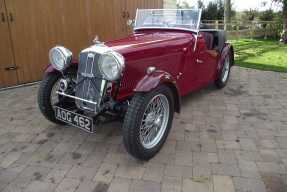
[99,52,124,81]
[49,46,72,71]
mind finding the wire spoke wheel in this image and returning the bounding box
[50,79,61,106]
[221,56,230,83]
[38,73,66,125]
[123,85,174,160]
[139,94,170,149]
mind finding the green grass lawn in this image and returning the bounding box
[229,38,287,73]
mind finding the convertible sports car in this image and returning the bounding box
[38,9,234,160]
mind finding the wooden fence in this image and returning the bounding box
[202,20,282,39]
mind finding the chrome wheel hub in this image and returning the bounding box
[154,116,162,126]
[140,94,169,149]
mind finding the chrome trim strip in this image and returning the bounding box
[100,80,106,96]
[57,91,98,105]
[81,44,111,54]
[196,9,202,31]
[134,26,198,33]
[135,8,139,28]
[86,53,95,100]
[134,9,203,34]
[194,9,202,52]
[137,8,201,11]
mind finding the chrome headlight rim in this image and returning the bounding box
[99,52,125,81]
[49,46,73,71]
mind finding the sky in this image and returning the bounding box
[177,0,282,11]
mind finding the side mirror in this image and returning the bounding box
[127,19,135,27]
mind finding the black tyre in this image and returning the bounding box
[122,85,174,160]
[38,72,65,125]
[215,53,231,89]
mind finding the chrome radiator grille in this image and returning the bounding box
[75,51,105,112]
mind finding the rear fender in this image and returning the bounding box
[134,70,181,113]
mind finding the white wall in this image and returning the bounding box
[163,0,177,9]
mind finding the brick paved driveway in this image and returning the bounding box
[0,67,287,192]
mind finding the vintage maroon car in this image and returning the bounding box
[38,9,234,160]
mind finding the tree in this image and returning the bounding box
[273,0,287,43]
[177,1,192,9]
[282,0,287,42]
[259,9,275,21]
[201,0,225,20]
[243,9,259,21]
[224,0,231,29]
[197,0,204,9]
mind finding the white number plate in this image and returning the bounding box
[54,107,94,133]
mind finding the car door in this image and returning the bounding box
[194,34,218,87]
[179,33,218,95]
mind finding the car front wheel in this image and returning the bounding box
[38,72,65,125]
[122,85,174,160]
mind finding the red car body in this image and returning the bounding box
[45,29,234,113]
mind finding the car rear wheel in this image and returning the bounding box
[122,85,174,160]
[38,72,65,125]
[215,53,231,89]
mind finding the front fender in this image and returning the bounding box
[134,70,181,113]
[134,70,176,92]
[44,64,57,74]
[43,60,78,74]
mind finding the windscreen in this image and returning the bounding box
[134,9,202,32]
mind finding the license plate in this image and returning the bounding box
[54,106,94,133]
